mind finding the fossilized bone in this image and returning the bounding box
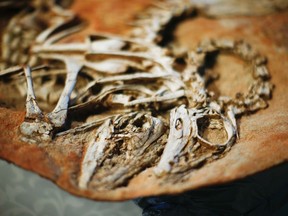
[79,113,166,189]
[0,0,273,190]
[1,0,80,68]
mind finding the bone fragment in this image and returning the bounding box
[125,89,185,107]
[78,119,113,189]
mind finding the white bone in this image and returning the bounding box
[125,89,185,107]
[154,105,191,175]
[23,66,43,119]
[137,116,166,154]
[78,119,113,189]
[227,106,238,138]
[47,58,83,127]
[195,110,236,149]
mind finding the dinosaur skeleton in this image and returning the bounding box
[0,0,273,190]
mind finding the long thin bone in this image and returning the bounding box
[33,43,87,53]
[87,33,152,50]
[36,17,74,43]
[93,72,170,84]
[47,58,83,127]
[73,72,172,104]
[23,66,43,119]
[75,82,155,103]
[33,33,144,54]
[74,72,174,103]
[55,115,119,137]
[43,24,85,46]
[78,119,113,189]
[70,84,155,111]
[0,65,23,78]
[38,52,141,74]
[85,51,154,64]
[36,16,83,45]
[0,65,49,78]
[85,51,174,73]
[125,89,185,107]
[84,48,176,74]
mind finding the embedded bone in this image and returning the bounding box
[195,113,236,149]
[226,106,239,138]
[69,84,155,111]
[79,113,165,189]
[154,105,192,175]
[47,58,83,127]
[125,89,186,107]
[1,0,79,67]
[78,119,114,189]
[0,0,274,186]
[23,66,43,119]
[19,66,53,142]
[95,72,170,84]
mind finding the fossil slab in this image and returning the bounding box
[0,0,288,201]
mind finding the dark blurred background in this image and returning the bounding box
[136,162,288,216]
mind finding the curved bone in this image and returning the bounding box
[195,114,236,149]
[37,18,83,45]
[79,113,166,189]
[69,84,155,111]
[6,0,273,184]
[46,57,83,127]
[154,105,192,175]
[78,119,114,189]
[187,107,236,149]
[125,89,185,107]
[0,65,47,78]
